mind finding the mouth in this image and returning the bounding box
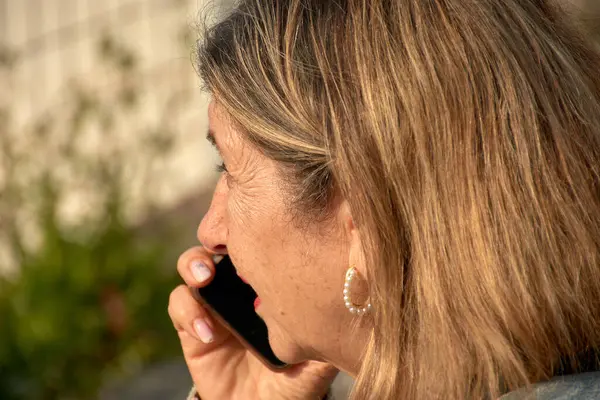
[218,255,262,310]
[237,273,249,284]
[240,273,261,310]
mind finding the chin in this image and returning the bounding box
[265,320,308,364]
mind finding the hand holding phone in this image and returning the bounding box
[168,246,338,400]
[191,254,288,370]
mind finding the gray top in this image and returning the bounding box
[183,371,600,399]
[502,372,600,399]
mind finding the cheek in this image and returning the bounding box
[224,181,334,325]
[227,188,279,250]
[227,193,306,298]
[226,189,287,276]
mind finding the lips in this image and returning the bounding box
[242,276,261,309]
[229,259,261,309]
[235,268,260,308]
[238,273,249,284]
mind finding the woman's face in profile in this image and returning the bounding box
[197,102,361,366]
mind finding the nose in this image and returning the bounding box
[197,176,229,254]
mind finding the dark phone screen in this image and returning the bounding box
[192,256,288,369]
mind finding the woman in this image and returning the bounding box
[168,0,600,398]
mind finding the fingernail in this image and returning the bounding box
[194,318,214,343]
[191,261,211,283]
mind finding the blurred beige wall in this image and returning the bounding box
[0,0,232,273]
[1,0,597,275]
[1,0,221,202]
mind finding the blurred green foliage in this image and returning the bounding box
[0,34,188,399]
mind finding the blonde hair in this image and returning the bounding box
[197,0,600,398]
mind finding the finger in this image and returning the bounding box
[168,284,222,349]
[177,246,216,288]
[169,285,242,395]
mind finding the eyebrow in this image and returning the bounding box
[206,129,220,152]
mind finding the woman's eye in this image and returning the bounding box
[215,162,228,174]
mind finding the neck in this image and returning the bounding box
[321,321,370,378]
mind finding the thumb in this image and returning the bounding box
[278,361,339,398]
[301,361,339,383]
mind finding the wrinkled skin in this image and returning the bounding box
[167,103,370,399]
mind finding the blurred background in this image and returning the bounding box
[0,0,234,398]
[0,0,598,399]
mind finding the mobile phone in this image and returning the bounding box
[190,255,289,371]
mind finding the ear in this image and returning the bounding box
[339,200,367,278]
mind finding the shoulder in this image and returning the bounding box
[502,372,600,400]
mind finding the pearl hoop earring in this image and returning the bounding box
[343,267,372,315]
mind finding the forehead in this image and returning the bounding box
[208,102,227,135]
[208,101,237,148]
[208,101,259,165]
